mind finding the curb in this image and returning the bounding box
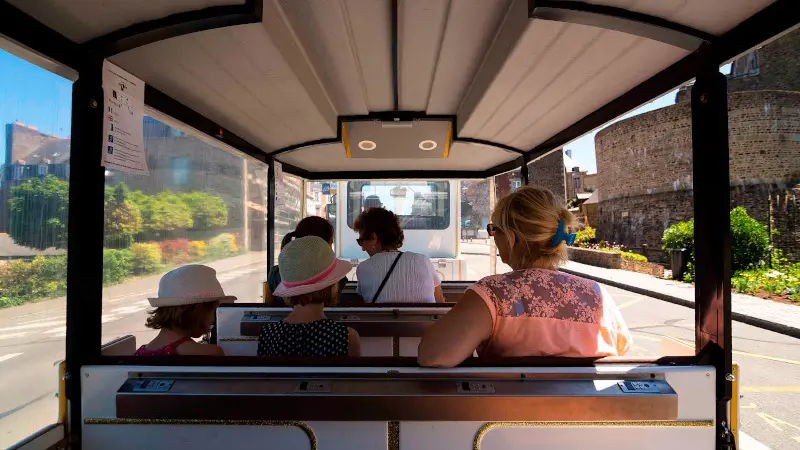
[560,268,800,340]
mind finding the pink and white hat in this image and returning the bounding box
[272,236,352,298]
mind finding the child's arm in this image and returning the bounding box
[347,327,361,357]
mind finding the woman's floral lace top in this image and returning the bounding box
[469,269,631,358]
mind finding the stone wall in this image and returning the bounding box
[529,149,566,202]
[620,258,665,278]
[771,185,800,261]
[596,184,800,263]
[567,247,622,269]
[595,90,800,262]
[727,27,800,93]
[567,247,665,277]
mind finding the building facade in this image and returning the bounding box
[594,28,800,262]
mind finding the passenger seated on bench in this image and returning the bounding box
[136,265,232,356]
[418,187,631,367]
[265,216,347,306]
[354,207,445,303]
[258,236,361,357]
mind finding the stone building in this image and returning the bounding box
[529,149,567,202]
[594,28,800,262]
[0,122,71,233]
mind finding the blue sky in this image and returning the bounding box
[0,47,730,170]
[0,49,73,164]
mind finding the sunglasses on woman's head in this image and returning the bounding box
[486,223,499,237]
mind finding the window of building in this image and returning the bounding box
[731,51,759,78]
[170,156,190,185]
[574,176,581,190]
[38,164,48,176]
[511,179,522,192]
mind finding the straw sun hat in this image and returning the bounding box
[148,265,236,307]
[273,236,352,298]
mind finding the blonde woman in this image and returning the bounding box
[418,186,631,367]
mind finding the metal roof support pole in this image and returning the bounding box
[267,162,276,271]
[521,152,531,186]
[691,67,733,449]
[64,58,105,445]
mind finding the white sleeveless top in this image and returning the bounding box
[356,251,441,303]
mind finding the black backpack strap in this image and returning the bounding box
[371,252,403,303]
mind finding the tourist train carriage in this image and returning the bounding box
[2,0,796,448]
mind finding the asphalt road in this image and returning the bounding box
[1,254,798,448]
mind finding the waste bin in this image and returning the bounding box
[669,248,688,280]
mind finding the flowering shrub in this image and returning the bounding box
[580,241,647,262]
[208,233,238,259]
[732,262,800,302]
[190,240,207,259]
[130,243,162,275]
[158,239,192,264]
[575,226,596,247]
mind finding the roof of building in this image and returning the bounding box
[583,190,600,205]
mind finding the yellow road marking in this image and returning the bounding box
[616,298,643,310]
[627,323,694,328]
[733,350,800,366]
[741,386,800,393]
[757,412,800,433]
[630,333,800,365]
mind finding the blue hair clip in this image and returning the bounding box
[551,220,576,247]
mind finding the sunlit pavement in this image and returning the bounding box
[1,252,797,448]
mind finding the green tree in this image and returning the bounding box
[104,184,142,248]
[730,206,770,273]
[179,191,228,229]
[130,190,193,232]
[8,175,69,250]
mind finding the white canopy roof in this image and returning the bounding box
[7,0,785,176]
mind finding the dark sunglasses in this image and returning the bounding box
[486,223,499,237]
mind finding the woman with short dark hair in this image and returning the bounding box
[265,216,347,306]
[353,207,445,303]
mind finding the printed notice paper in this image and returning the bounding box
[102,60,149,175]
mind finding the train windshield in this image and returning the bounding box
[347,181,450,230]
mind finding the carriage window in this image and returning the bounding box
[346,181,450,230]
[0,47,72,447]
[274,169,303,263]
[102,114,269,345]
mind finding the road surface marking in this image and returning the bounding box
[0,353,23,363]
[792,437,800,444]
[0,320,65,332]
[757,412,800,433]
[0,332,30,340]
[741,403,758,409]
[742,386,800,393]
[44,327,66,335]
[616,298,643,310]
[733,350,800,366]
[664,336,800,366]
[101,314,121,324]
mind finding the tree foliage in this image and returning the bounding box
[179,191,228,229]
[104,184,142,248]
[130,190,193,232]
[8,175,69,250]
